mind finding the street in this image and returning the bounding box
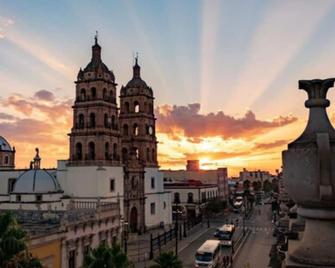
[178,204,274,268]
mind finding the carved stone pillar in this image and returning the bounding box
[283,78,335,266]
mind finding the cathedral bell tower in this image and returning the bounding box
[119,56,158,167]
[68,35,121,166]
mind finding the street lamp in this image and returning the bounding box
[172,205,183,256]
[120,218,129,254]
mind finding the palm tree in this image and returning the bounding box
[83,243,130,268]
[150,251,183,268]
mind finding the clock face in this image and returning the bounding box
[148,126,153,135]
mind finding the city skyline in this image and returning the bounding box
[2,0,335,175]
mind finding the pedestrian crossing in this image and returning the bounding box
[235,225,273,233]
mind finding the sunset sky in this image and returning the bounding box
[2,0,335,176]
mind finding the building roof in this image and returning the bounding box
[13,169,62,194]
[0,136,12,151]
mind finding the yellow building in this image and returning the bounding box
[28,231,63,268]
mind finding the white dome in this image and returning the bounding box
[0,136,12,151]
[13,169,62,194]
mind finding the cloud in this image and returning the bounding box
[156,103,297,139]
[0,16,15,39]
[184,151,247,161]
[34,89,55,101]
[0,112,17,120]
[254,139,288,150]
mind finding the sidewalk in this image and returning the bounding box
[134,223,212,268]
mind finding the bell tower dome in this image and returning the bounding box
[119,56,158,167]
[68,35,121,166]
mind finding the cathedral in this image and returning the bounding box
[0,36,172,234]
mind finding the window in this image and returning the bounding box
[148,126,153,135]
[125,102,130,113]
[89,113,96,128]
[163,201,166,209]
[111,115,116,129]
[36,194,42,202]
[133,124,139,136]
[91,87,96,99]
[150,202,156,215]
[68,250,76,268]
[113,143,118,160]
[80,88,86,100]
[104,114,109,128]
[76,143,82,160]
[135,148,139,159]
[146,148,150,161]
[122,148,128,163]
[105,142,110,159]
[88,142,95,160]
[78,114,85,128]
[123,124,129,136]
[151,177,155,189]
[16,195,21,202]
[151,149,155,162]
[84,245,90,256]
[7,178,16,193]
[131,176,137,189]
[174,192,180,204]
[134,101,140,113]
[187,192,194,203]
[103,88,107,99]
[4,155,9,165]
[110,179,115,192]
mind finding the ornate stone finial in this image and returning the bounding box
[95,30,98,45]
[290,78,335,147]
[33,148,41,169]
[133,52,141,78]
[299,78,335,108]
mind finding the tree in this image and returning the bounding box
[263,179,272,193]
[252,181,262,192]
[243,180,250,190]
[150,251,183,268]
[0,211,42,268]
[206,198,226,214]
[83,243,130,268]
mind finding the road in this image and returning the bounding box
[178,203,274,268]
[233,203,274,268]
[179,213,242,267]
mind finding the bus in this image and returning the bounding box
[195,240,221,268]
[217,224,235,246]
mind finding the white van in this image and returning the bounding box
[195,240,221,268]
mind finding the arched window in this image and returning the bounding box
[88,142,95,160]
[145,125,149,135]
[111,115,116,129]
[103,88,107,100]
[4,155,9,165]
[105,142,110,159]
[91,87,96,99]
[146,148,150,162]
[125,102,130,113]
[149,103,153,114]
[134,101,140,113]
[174,192,180,204]
[122,148,128,163]
[89,113,96,128]
[133,124,139,136]
[151,149,155,162]
[76,143,82,160]
[135,148,139,159]
[78,114,84,129]
[80,89,86,100]
[113,143,117,160]
[104,114,109,128]
[188,193,194,203]
[123,124,129,136]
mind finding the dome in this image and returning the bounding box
[0,136,12,151]
[13,169,62,194]
[126,77,148,88]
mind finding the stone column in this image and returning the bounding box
[283,78,335,267]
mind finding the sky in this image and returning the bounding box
[1,0,335,176]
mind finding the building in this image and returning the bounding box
[162,160,228,200]
[164,180,218,218]
[239,168,272,184]
[0,36,172,267]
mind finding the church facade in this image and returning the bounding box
[0,37,172,233]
